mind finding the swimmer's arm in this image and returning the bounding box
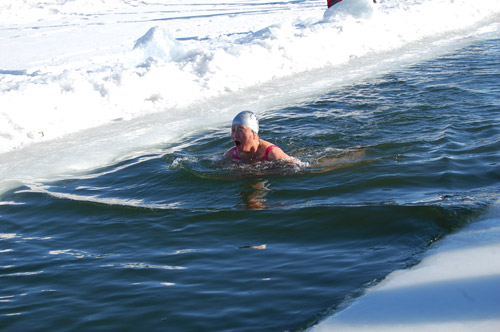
[268,147,300,164]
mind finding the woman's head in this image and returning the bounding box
[232,111,259,134]
[231,111,259,151]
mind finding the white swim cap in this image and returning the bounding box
[232,111,259,133]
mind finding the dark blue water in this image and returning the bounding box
[1,37,499,332]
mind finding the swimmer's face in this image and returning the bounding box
[231,125,256,150]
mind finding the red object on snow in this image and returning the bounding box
[327,0,342,9]
[328,0,376,8]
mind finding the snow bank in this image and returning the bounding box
[2,1,499,155]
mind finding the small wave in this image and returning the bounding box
[170,154,306,180]
[1,270,44,278]
[102,262,186,271]
[18,183,182,210]
[0,233,18,240]
[48,249,109,259]
[169,249,200,256]
[167,147,368,181]
[0,201,25,206]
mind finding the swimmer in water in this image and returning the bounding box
[224,111,295,163]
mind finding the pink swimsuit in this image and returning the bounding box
[232,145,278,162]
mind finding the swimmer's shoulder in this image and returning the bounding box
[259,140,293,162]
[224,147,234,159]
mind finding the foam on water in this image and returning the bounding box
[1,0,500,194]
